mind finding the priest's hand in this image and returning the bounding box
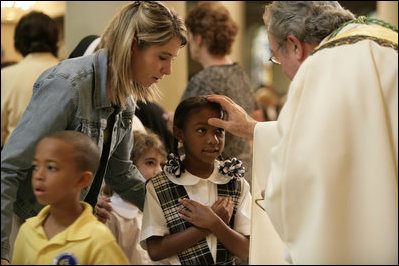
[207,95,257,138]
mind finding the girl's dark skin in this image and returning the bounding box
[146,106,249,261]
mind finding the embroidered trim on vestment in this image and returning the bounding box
[311,35,398,56]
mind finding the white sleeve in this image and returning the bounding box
[139,181,169,250]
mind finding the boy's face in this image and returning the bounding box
[31,138,83,206]
[177,106,225,168]
[135,148,164,180]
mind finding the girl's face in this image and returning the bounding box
[176,106,225,171]
[131,36,182,87]
[135,148,164,180]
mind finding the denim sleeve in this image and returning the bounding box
[104,127,146,211]
[1,71,77,260]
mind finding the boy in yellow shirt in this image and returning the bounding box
[11,131,129,265]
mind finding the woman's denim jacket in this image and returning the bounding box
[1,49,146,260]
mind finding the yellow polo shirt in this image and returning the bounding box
[12,202,129,265]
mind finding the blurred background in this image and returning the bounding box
[1,1,398,112]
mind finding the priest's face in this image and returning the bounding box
[268,33,301,80]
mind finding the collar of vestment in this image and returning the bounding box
[312,23,398,55]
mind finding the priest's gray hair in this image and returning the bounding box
[263,1,355,50]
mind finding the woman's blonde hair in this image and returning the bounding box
[98,1,187,108]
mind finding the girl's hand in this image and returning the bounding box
[211,197,234,224]
[178,198,220,230]
[95,195,112,224]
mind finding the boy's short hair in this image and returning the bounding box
[43,131,100,174]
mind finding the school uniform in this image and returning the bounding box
[140,160,252,265]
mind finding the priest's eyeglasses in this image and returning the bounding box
[269,55,281,65]
[268,42,283,65]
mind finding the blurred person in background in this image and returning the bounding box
[1,11,59,149]
[1,44,17,69]
[253,85,283,122]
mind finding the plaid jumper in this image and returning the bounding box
[151,172,242,265]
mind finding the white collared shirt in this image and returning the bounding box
[106,194,152,265]
[140,161,252,265]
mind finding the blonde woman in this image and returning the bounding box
[1,1,187,264]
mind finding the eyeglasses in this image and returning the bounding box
[268,41,283,65]
[269,55,281,65]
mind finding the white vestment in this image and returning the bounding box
[254,24,398,264]
[249,122,291,265]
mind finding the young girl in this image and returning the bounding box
[140,96,251,264]
[102,130,167,264]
